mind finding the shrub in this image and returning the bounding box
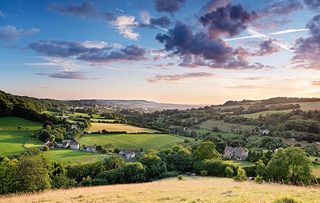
[254,175,263,184]
[177,175,183,180]
[274,197,298,203]
[234,167,247,182]
[225,166,234,178]
[200,170,208,176]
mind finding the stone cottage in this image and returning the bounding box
[224,146,248,161]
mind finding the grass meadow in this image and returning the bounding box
[88,122,157,133]
[79,133,192,150]
[42,149,111,165]
[0,117,42,156]
[1,177,320,203]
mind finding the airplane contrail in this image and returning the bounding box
[116,8,125,14]
[246,28,293,52]
[224,28,309,42]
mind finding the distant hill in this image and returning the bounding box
[72,99,203,111]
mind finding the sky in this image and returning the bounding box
[1,0,320,105]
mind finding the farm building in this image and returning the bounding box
[119,150,136,161]
[224,146,248,161]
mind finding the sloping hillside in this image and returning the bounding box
[1,177,319,203]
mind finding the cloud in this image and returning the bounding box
[49,0,115,21]
[293,14,320,69]
[139,12,171,31]
[242,76,270,81]
[37,70,98,80]
[254,39,280,56]
[148,72,214,82]
[156,22,266,69]
[29,40,146,63]
[0,10,4,17]
[79,45,146,63]
[199,0,230,14]
[153,0,185,14]
[311,80,320,86]
[200,4,257,38]
[112,15,139,40]
[29,40,96,57]
[304,0,320,11]
[258,0,302,17]
[0,26,39,40]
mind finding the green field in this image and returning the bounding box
[90,118,116,123]
[199,119,256,132]
[88,122,157,133]
[0,117,42,156]
[79,133,192,150]
[239,110,292,119]
[42,149,111,165]
[223,160,255,168]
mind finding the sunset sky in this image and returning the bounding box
[1,0,320,104]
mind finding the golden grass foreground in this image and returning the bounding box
[1,177,320,203]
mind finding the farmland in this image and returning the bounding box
[1,177,320,203]
[0,117,42,156]
[42,149,111,165]
[199,119,256,132]
[78,133,192,150]
[88,122,157,133]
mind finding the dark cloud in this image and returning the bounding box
[254,40,280,56]
[29,40,146,63]
[304,0,320,11]
[258,0,302,17]
[293,14,320,69]
[199,0,230,14]
[156,22,266,69]
[153,0,185,14]
[148,72,214,83]
[150,16,171,27]
[49,1,115,21]
[79,45,146,63]
[29,40,98,57]
[0,26,39,40]
[140,16,171,29]
[200,4,257,38]
[37,71,98,80]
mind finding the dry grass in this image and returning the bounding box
[88,123,156,133]
[1,177,320,203]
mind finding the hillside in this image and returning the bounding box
[1,177,320,203]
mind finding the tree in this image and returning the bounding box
[225,166,234,178]
[103,156,125,171]
[234,167,247,182]
[139,154,167,180]
[194,141,221,160]
[255,160,266,177]
[265,147,312,185]
[15,156,51,192]
[0,157,18,194]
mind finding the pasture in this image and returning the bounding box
[88,122,157,133]
[78,133,192,150]
[0,117,42,156]
[199,119,256,132]
[239,109,292,119]
[2,177,320,203]
[42,149,111,165]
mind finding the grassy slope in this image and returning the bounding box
[1,177,320,203]
[240,110,292,119]
[0,117,42,156]
[79,133,192,150]
[42,149,111,165]
[199,119,256,132]
[88,123,157,133]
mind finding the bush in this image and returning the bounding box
[254,175,263,184]
[225,166,234,178]
[274,197,298,203]
[163,171,179,178]
[200,170,208,176]
[177,175,183,180]
[234,167,247,182]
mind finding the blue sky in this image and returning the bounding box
[0,0,320,104]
